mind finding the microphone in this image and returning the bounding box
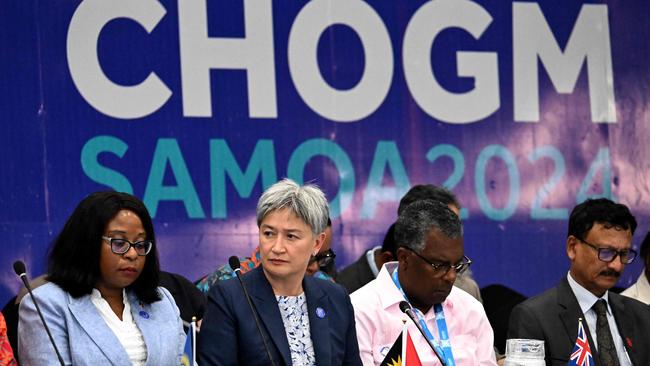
[13,261,65,366]
[228,256,276,366]
[228,256,242,274]
[13,261,27,283]
[399,301,447,366]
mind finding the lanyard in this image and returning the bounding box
[392,269,456,366]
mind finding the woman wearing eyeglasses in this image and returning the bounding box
[18,191,185,366]
[199,179,362,366]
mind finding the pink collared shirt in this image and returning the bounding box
[350,262,496,366]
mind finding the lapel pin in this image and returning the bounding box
[626,337,633,348]
[139,310,150,319]
[315,307,326,319]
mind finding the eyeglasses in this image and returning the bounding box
[310,249,336,268]
[102,236,153,256]
[403,247,471,276]
[576,237,637,264]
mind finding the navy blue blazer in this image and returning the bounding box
[198,266,362,366]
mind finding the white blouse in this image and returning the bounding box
[91,288,147,365]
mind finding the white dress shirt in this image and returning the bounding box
[566,272,631,365]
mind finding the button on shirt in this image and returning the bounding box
[566,272,631,366]
[350,262,496,366]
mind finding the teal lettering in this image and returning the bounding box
[287,139,354,218]
[577,147,613,203]
[80,135,133,193]
[210,139,277,218]
[143,139,205,218]
[475,144,520,221]
[361,141,410,219]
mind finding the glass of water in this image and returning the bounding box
[504,338,545,366]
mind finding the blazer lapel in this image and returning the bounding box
[557,279,582,346]
[129,292,161,366]
[609,294,637,365]
[304,277,330,366]
[248,268,292,365]
[68,293,131,366]
[556,278,602,366]
[557,277,600,366]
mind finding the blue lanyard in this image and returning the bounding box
[392,268,456,366]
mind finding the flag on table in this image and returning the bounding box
[380,322,423,366]
[181,317,198,366]
[568,318,593,366]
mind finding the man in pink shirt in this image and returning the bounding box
[351,200,497,366]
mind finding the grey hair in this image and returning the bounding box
[395,199,463,252]
[256,178,329,235]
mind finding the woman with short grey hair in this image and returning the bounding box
[256,178,329,236]
[199,178,362,366]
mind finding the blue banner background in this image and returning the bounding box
[1,0,648,305]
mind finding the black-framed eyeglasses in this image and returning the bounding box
[310,249,336,268]
[576,237,637,264]
[102,236,153,256]
[403,247,471,276]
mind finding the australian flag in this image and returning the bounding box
[568,318,593,366]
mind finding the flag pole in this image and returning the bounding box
[401,320,407,364]
[191,316,197,366]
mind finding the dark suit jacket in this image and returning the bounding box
[198,266,362,366]
[336,252,375,294]
[507,277,650,366]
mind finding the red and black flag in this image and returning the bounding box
[380,323,422,366]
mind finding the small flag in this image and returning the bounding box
[568,318,593,366]
[380,322,422,366]
[181,317,198,366]
[402,326,422,366]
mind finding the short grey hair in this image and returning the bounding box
[395,200,463,252]
[256,178,329,235]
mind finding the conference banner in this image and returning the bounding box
[1,0,648,304]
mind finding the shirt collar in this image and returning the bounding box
[377,261,454,315]
[366,246,382,277]
[91,288,133,321]
[567,271,611,316]
[377,262,401,310]
[638,271,650,292]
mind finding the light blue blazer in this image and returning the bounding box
[18,282,186,366]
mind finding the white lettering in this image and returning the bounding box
[178,0,277,118]
[513,3,615,123]
[288,0,393,122]
[403,0,499,124]
[67,0,171,119]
